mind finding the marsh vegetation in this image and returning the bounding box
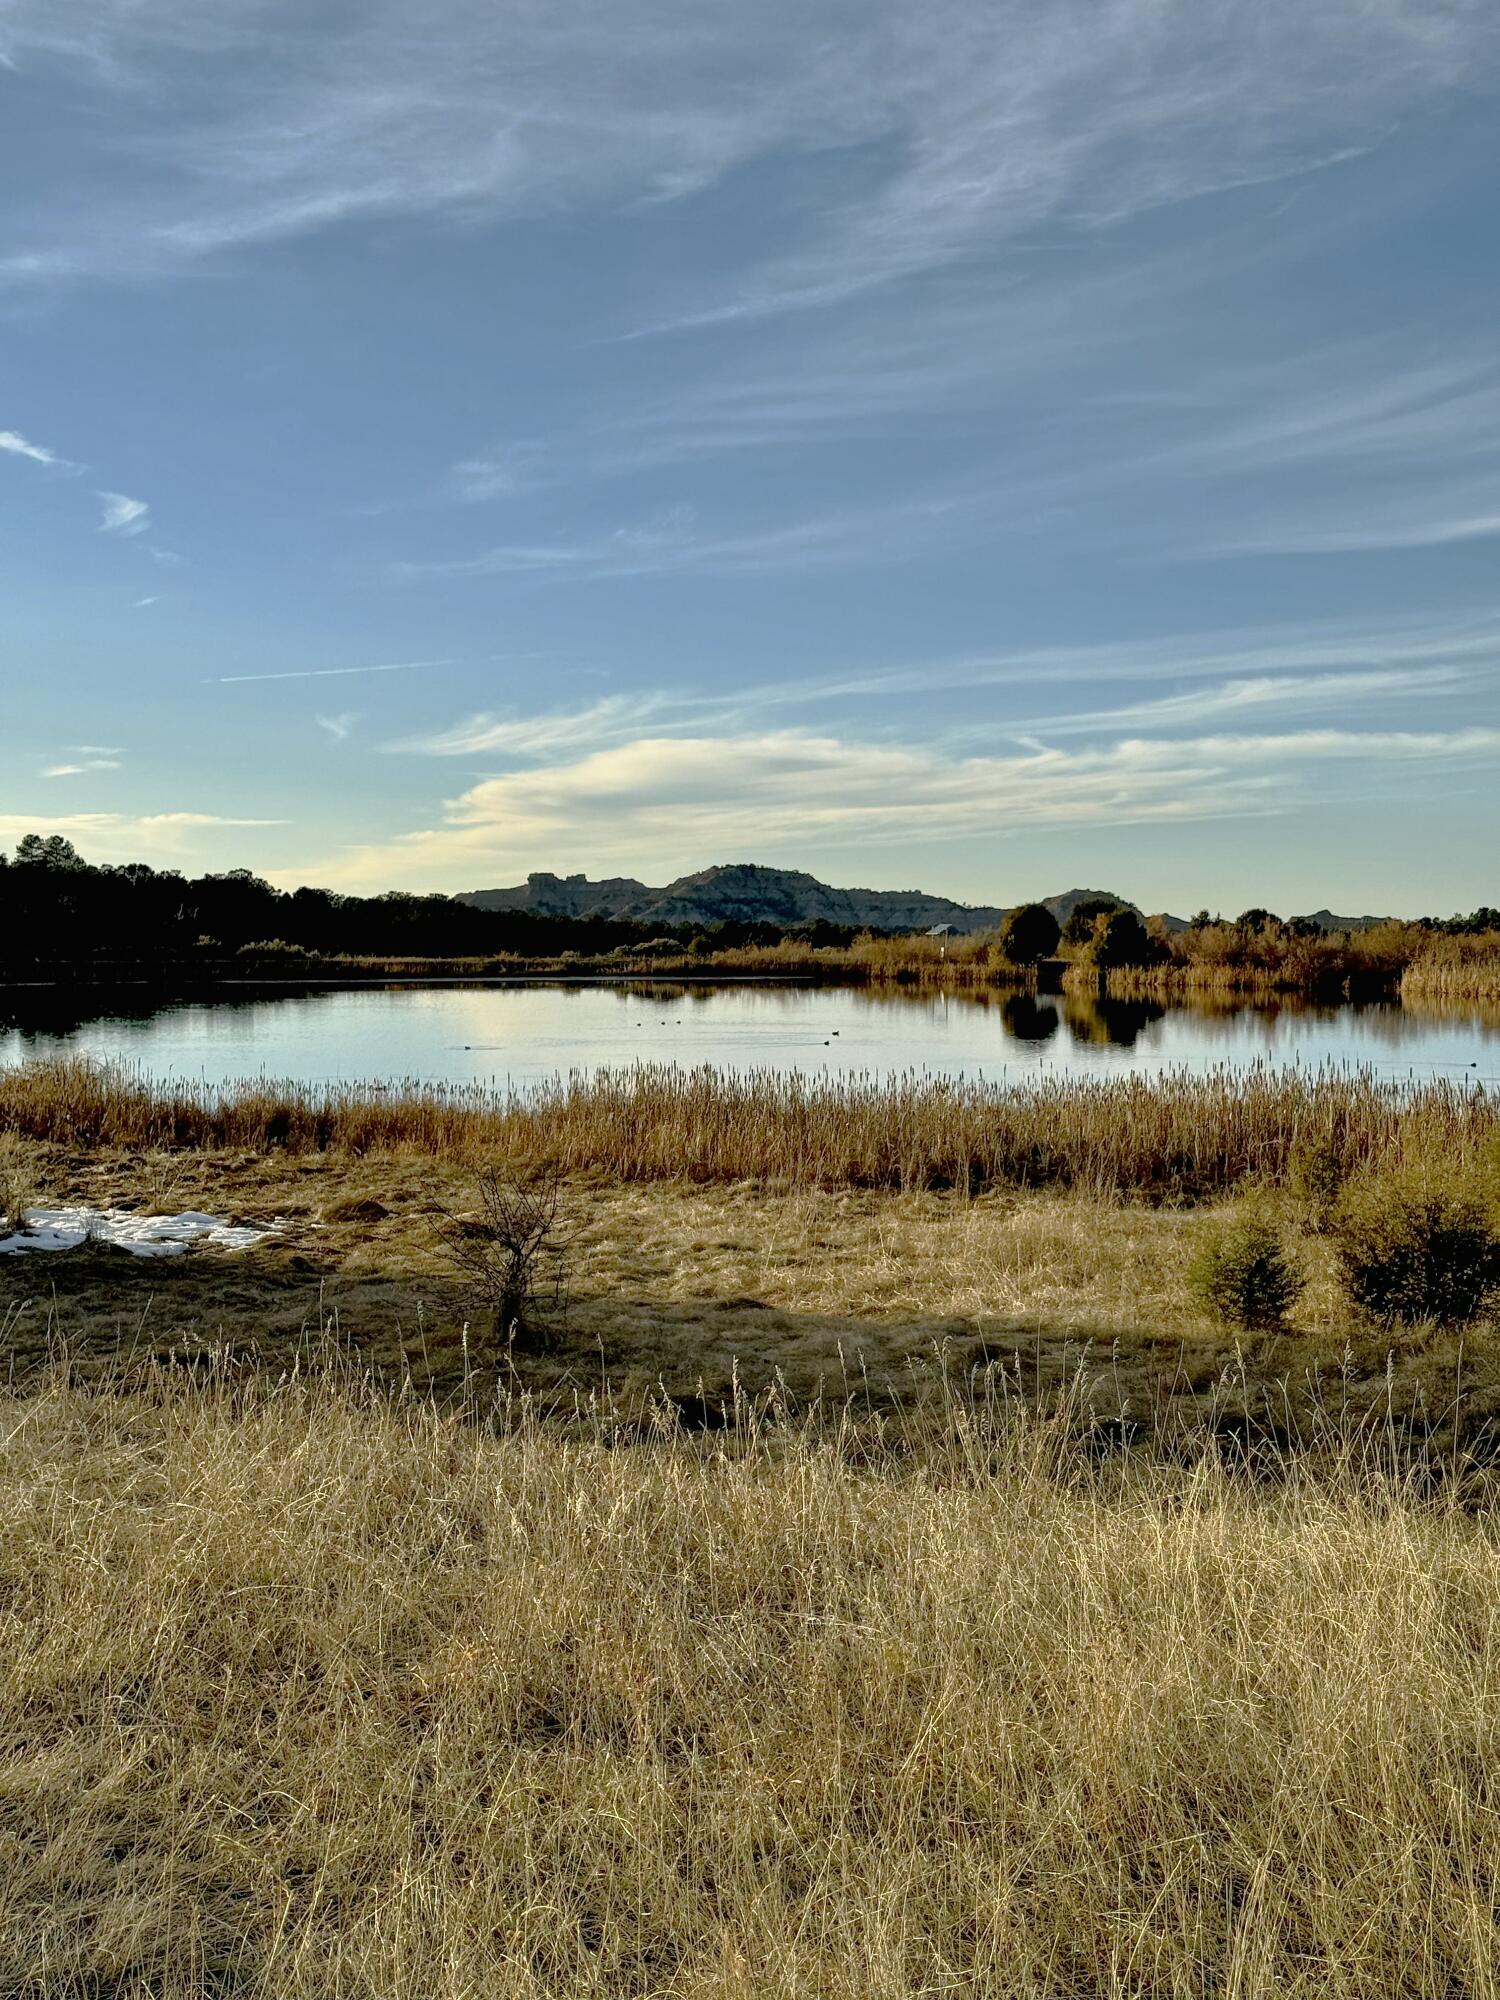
[5,1056,1500,1994]
[3,1061,1498,1431]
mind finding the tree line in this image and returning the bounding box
[2,837,1494,976]
[0,837,862,972]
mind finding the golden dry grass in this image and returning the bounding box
[4,1367,1500,1997]
[1402,935,1500,1001]
[3,1059,1495,1201]
[5,1138,1498,1449]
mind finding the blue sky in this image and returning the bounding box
[2,0,1498,915]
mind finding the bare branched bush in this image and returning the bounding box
[142,1148,192,1212]
[441,1164,565,1352]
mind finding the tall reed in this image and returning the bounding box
[2,1056,1493,1200]
[1401,932,1500,1001]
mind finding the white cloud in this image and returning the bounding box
[0,428,62,465]
[0,811,287,862]
[97,490,149,535]
[136,812,286,828]
[41,756,120,777]
[316,710,360,740]
[134,595,159,608]
[295,719,1500,892]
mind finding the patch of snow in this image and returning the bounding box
[0,1207,277,1258]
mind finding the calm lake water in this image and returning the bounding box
[2,981,1498,1089]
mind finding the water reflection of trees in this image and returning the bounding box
[0,982,348,1041]
[1060,994,1167,1050]
[999,994,1059,1044]
[4,975,1500,1065]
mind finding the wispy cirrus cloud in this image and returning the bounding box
[395,489,992,582]
[1,427,168,556]
[392,611,1500,762]
[0,427,67,466]
[422,338,1500,590]
[1,0,1492,304]
[1102,349,1500,561]
[1210,498,1500,557]
[97,490,150,536]
[1006,667,1469,739]
[392,693,676,759]
[316,711,360,740]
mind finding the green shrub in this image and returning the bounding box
[1190,1203,1305,1331]
[1332,1171,1500,1326]
[1288,1132,1349,1225]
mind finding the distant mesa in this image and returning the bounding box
[458,863,1178,935]
[1288,909,1392,934]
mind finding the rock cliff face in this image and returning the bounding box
[459,863,1152,935]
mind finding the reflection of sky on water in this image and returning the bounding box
[1,982,1498,1088]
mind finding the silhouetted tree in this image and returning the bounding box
[1091,908,1155,969]
[999,902,1060,966]
[1062,896,1128,946]
[14,834,86,870]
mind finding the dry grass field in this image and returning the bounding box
[4,1366,1500,1997]
[1,1117,1496,1432]
[5,1060,1500,1995]
[1,1063,1497,1434]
